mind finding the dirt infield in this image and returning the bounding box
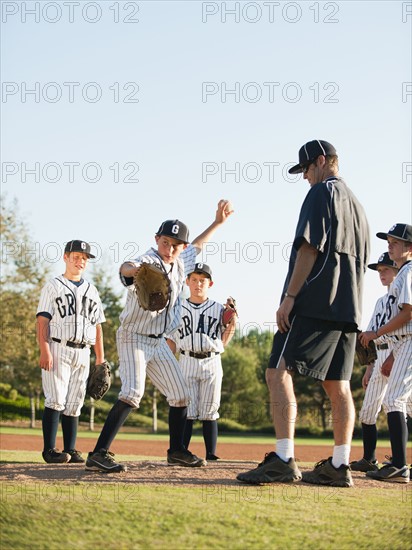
[0,433,396,463]
[1,433,407,489]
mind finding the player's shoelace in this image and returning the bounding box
[313,458,329,469]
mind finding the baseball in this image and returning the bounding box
[224,201,234,214]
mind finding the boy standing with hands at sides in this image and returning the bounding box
[167,263,237,461]
[350,252,398,472]
[360,224,412,483]
[36,240,106,464]
[86,200,234,473]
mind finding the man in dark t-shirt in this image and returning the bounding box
[237,139,370,487]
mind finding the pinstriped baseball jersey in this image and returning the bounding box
[170,299,225,353]
[37,276,105,345]
[116,245,196,408]
[119,245,196,335]
[366,295,392,344]
[37,275,105,416]
[359,291,396,423]
[168,299,225,420]
[382,261,412,337]
[376,261,412,414]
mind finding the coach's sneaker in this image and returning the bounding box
[206,453,220,461]
[349,457,378,472]
[366,464,410,483]
[236,452,302,484]
[42,448,71,464]
[167,449,207,467]
[85,449,127,473]
[65,449,85,464]
[302,458,353,487]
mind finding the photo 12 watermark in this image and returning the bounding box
[201,81,340,104]
[0,482,140,503]
[201,2,340,24]
[1,1,140,24]
[1,82,139,103]
[1,162,140,184]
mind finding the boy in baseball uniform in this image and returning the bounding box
[360,223,412,483]
[36,240,106,464]
[86,200,233,473]
[167,263,237,461]
[350,252,398,472]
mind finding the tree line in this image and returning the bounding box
[0,196,370,432]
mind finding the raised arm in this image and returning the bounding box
[191,199,234,253]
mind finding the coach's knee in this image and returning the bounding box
[265,361,289,387]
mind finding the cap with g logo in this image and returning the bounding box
[156,220,189,243]
[367,252,398,271]
[64,240,96,258]
[376,223,412,243]
[191,262,213,280]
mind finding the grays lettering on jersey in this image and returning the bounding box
[366,295,390,342]
[171,299,225,353]
[382,262,412,338]
[119,245,197,336]
[37,276,105,344]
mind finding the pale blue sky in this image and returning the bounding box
[1,0,411,333]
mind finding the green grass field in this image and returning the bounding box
[0,428,410,549]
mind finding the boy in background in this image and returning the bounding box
[350,252,398,472]
[37,240,106,464]
[360,224,412,483]
[167,263,237,461]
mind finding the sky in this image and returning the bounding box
[1,0,411,335]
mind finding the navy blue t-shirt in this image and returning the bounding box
[282,177,370,327]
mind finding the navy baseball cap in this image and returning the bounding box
[368,252,398,271]
[64,240,95,258]
[376,223,412,243]
[190,262,213,280]
[288,140,337,174]
[156,219,189,243]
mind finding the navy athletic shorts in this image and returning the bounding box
[268,316,358,381]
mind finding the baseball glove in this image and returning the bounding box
[355,338,377,366]
[133,263,170,312]
[86,361,111,400]
[222,296,238,327]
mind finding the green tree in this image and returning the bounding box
[89,262,124,373]
[0,196,49,399]
[220,342,268,427]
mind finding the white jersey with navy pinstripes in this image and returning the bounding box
[366,295,391,344]
[119,245,197,335]
[382,261,412,337]
[170,299,225,353]
[36,276,105,344]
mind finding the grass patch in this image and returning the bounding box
[0,482,410,549]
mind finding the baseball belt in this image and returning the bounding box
[180,350,220,359]
[52,337,88,349]
[376,343,389,350]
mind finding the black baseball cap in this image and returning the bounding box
[288,140,337,174]
[368,252,398,271]
[376,223,412,243]
[190,262,213,280]
[156,219,189,244]
[64,240,95,258]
